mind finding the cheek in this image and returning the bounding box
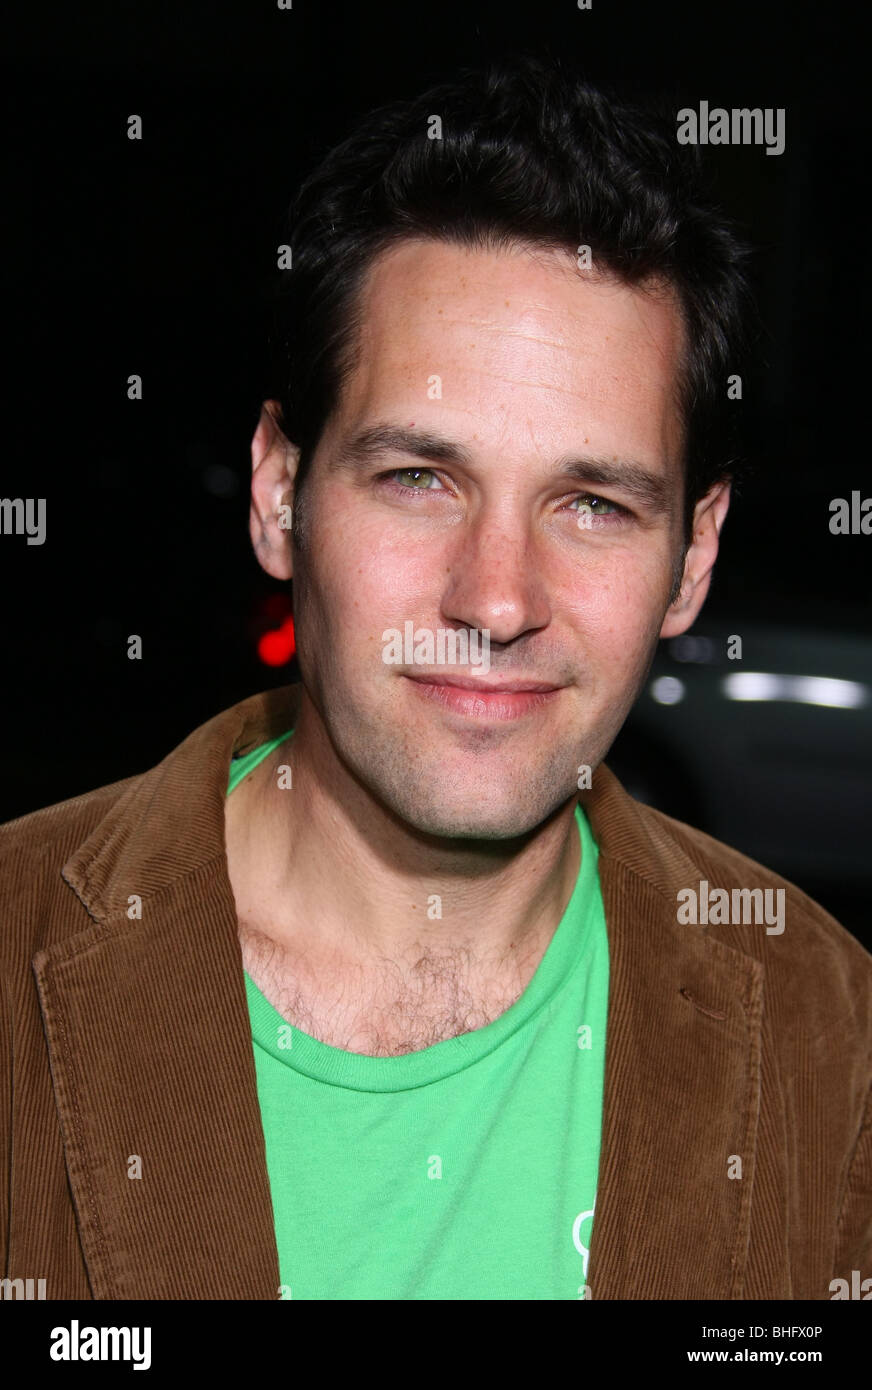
[306,512,436,644]
[341,523,443,609]
[561,552,669,661]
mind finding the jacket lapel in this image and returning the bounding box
[34,682,763,1299]
[33,685,303,1299]
[582,771,764,1299]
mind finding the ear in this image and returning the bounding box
[660,480,731,638]
[249,399,300,580]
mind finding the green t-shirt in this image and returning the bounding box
[229,730,609,1299]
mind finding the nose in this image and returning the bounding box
[439,510,551,645]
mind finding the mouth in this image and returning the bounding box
[403,673,564,721]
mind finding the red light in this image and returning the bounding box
[258,616,296,667]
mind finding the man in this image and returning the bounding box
[1,55,870,1302]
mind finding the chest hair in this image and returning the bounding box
[239,920,534,1058]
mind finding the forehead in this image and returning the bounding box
[330,237,686,468]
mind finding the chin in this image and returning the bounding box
[408,814,539,842]
[388,790,563,842]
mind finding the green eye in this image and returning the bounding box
[396,468,438,489]
[574,495,619,516]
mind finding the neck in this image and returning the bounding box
[225,691,581,978]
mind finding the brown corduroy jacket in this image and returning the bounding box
[1,682,871,1300]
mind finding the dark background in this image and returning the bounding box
[2,2,868,934]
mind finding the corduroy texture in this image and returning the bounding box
[1,682,870,1299]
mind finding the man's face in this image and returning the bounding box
[289,238,692,838]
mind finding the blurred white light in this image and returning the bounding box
[650,676,686,705]
[721,672,868,709]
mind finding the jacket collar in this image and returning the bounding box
[36,683,762,1298]
[59,683,303,925]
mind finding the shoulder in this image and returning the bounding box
[0,774,140,865]
[0,776,141,960]
[636,796,872,1047]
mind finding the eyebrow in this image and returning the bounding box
[332,424,674,513]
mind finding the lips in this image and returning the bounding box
[403,673,563,721]
[405,674,561,693]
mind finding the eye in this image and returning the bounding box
[570,494,626,519]
[382,467,446,492]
